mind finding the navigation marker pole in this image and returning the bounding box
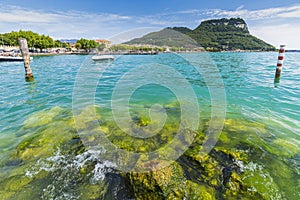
[274,45,285,86]
[18,38,34,81]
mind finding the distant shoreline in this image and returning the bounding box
[28,50,278,57]
[27,51,277,56]
[1,49,290,58]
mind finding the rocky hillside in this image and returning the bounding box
[187,18,275,51]
[125,18,275,51]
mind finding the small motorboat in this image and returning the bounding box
[0,56,33,62]
[92,55,114,62]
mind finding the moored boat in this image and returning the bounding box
[0,56,33,62]
[92,55,114,61]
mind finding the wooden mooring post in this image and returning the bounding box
[18,38,34,81]
[274,45,285,86]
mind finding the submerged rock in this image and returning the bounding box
[128,161,214,199]
[23,106,66,128]
[0,105,299,200]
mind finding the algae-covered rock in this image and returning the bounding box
[73,105,102,131]
[223,119,267,135]
[15,119,77,161]
[218,131,230,143]
[23,106,65,128]
[238,162,284,200]
[0,106,108,199]
[273,138,299,158]
[129,161,187,199]
[129,159,218,199]
[185,181,216,200]
[1,104,299,200]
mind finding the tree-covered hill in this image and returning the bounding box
[187,18,275,51]
[125,18,275,51]
[170,27,192,34]
[124,28,200,48]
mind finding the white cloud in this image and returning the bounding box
[176,9,200,14]
[1,3,300,48]
[0,4,132,24]
[250,24,300,49]
[0,3,184,39]
[277,7,300,18]
[0,4,134,38]
[236,5,245,11]
[136,17,170,26]
[203,5,300,20]
[0,6,61,23]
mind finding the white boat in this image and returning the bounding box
[92,55,114,61]
[0,56,33,62]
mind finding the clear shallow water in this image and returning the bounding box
[0,53,299,199]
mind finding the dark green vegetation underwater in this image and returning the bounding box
[1,52,299,199]
[0,104,298,200]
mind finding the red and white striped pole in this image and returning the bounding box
[274,45,285,85]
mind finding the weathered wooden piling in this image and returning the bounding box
[274,45,285,86]
[18,38,34,81]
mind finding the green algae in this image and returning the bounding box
[0,104,299,200]
[181,117,299,199]
[239,163,283,200]
[0,107,83,199]
[129,161,187,199]
[218,131,230,143]
[15,117,76,161]
[93,105,182,154]
[273,138,299,157]
[23,106,66,128]
[73,105,102,131]
[78,182,108,200]
[128,158,218,199]
[186,181,216,200]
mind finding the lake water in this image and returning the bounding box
[0,53,299,199]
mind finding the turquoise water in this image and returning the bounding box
[0,53,299,199]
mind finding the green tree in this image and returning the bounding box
[97,43,106,51]
[0,30,73,50]
[75,38,98,51]
[75,43,82,49]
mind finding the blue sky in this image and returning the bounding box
[1,0,300,49]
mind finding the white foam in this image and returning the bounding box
[25,148,117,199]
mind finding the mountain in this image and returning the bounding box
[187,18,275,51]
[170,27,192,34]
[124,28,200,48]
[125,18,275,51]
[59,39,78,44]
